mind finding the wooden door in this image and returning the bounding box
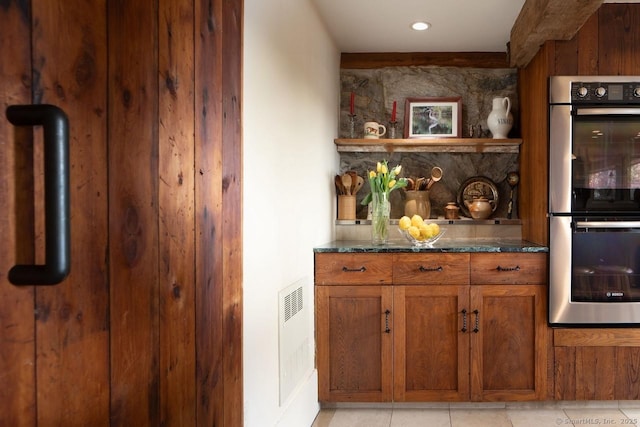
[393,285,470,401]
[0,1,242,425]
[315,285,393,402]
[469,285,547,401]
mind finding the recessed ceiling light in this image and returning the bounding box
[411,21,431,31]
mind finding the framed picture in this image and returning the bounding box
[404,97,462,138]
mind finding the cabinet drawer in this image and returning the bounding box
[315,253,392,285]
[392,253,470,285]
[470,253,547,285]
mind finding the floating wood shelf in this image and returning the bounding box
[334,138,522,153]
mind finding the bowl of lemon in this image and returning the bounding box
[398,214,445,247]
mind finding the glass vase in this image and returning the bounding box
[371,192,391,244]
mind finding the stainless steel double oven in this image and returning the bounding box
[549,76,640,326]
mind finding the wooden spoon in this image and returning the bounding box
[347,170,358,195]
[335,175,344,195]
[427,167,443,190]
[341,173,352,196]
[354,176,364,194]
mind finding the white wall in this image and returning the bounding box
[243,0,340,425]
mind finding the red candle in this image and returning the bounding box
[391,101,397,122]
[350,92,355,115]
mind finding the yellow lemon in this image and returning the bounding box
[419,223,433,238]
[398,216,412,230]
[410,214,424,227]
[407,226,420,239]
[430,223,441,236]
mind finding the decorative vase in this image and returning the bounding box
[487,97,513,139]
[371,191,391,244]
[404,191,430,219]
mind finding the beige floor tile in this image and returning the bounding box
[620,408,640,426]
[390,408,450,427]
[450,408,511,427]
[314,408,392,427]
[507,408,571,427]
[563,408,630,426]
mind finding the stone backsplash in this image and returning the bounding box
[341,66,518,138]
[339,151,519,219]
[338,65,520,220]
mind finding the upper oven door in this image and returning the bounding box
[571,107,640,214]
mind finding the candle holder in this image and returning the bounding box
[388,121,398,139]
[348,114,357,138]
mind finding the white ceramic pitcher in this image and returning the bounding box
[487,97,513,139]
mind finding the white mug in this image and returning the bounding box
[364,121,386,139]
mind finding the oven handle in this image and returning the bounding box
[575,221,640,229]
[574,107,640,116]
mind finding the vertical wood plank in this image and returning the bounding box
[195,0,225,424]
[158,0,196,424]
[594,347,616,400]
[577,11,599,75]
[554,347,576,400]
[518,42,552,245]
[30,0,110,424]
[0,1,36,425]
[615,347,640,400]
[598,4,640,75]
[554,39,578,76]
[108,1,160,425]
[221,0,244,423]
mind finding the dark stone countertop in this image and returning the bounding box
[313,239,548,253]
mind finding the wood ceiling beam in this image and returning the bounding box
[510,0,604,68]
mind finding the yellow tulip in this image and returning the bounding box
[393,165,402,175]
[376,162,383,173]
[380,163,388,174]
[388,179,396,188]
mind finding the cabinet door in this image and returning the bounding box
[394,285,470,401]
[315,285,393,402]
[469,285,547,401]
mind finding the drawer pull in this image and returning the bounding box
[461,309,468,333]
[342,266,366,272]
[384,309,391,333]
[419,265,443,272]
[496,265,520,272]
[473,309,480,333]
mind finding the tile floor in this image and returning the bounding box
[312,401,640,427]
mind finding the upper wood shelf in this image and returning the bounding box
[334,138,522,154]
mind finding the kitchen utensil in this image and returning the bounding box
[341,173,352,196]
[427,166,443,190]
[347,170,358,195]
[506,171,519,219]
[335,175,344,195]
[354,176,364,194]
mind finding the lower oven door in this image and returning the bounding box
[549,216,640,326]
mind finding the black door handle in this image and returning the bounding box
[6,104,70,285]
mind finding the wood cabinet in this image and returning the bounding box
[315,251,548,402]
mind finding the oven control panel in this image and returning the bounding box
[571,81,640,103]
